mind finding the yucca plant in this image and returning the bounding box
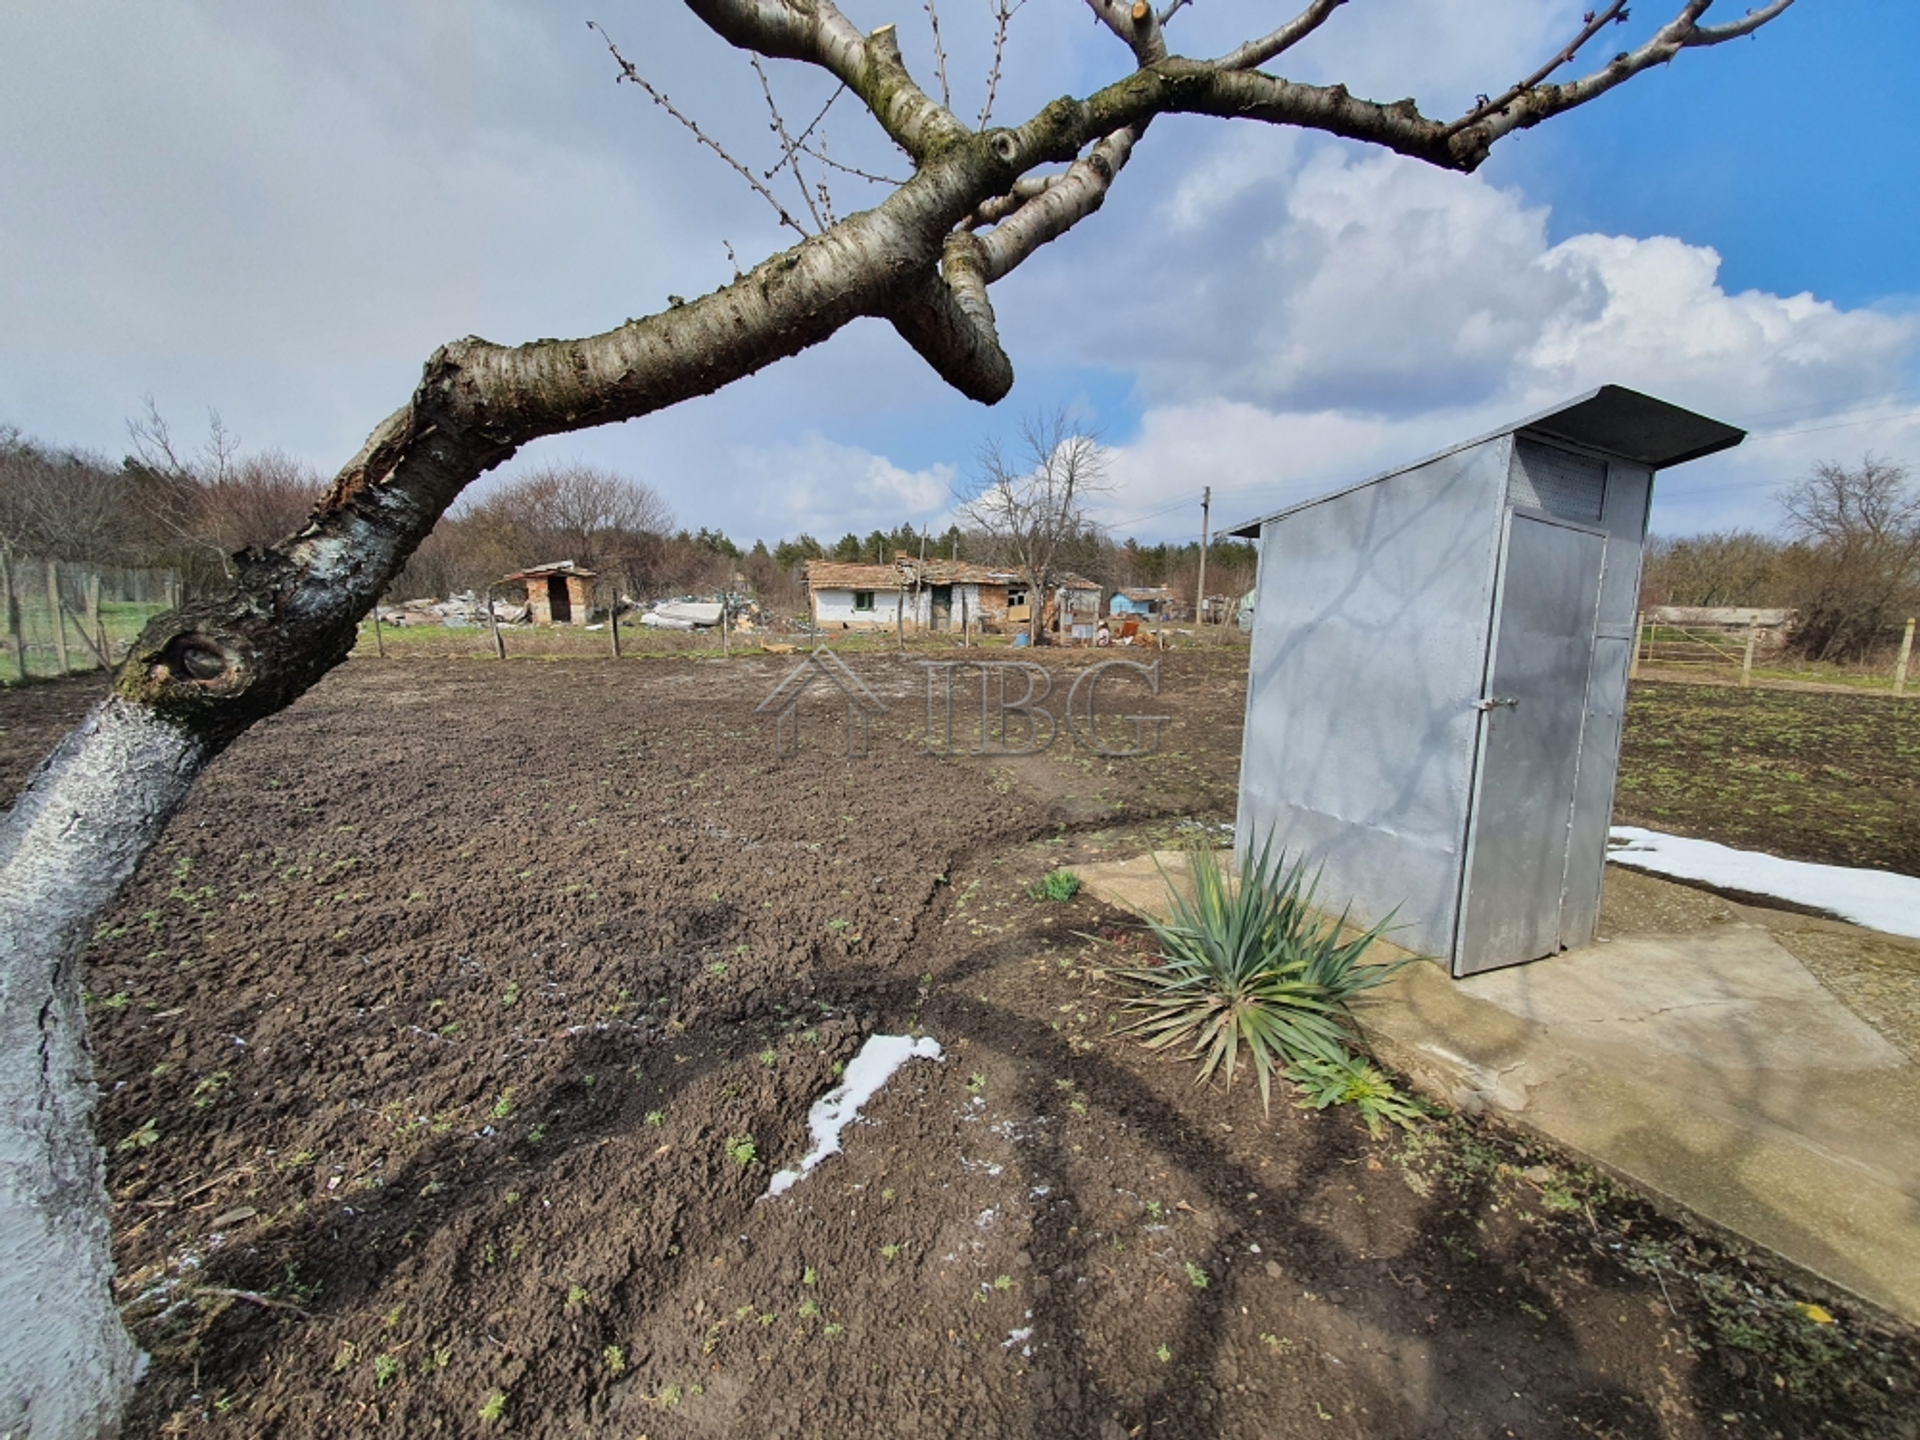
[1110,837,1406,1114]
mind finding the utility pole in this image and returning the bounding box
[1195,486,1211,625]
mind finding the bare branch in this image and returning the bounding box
[924,0,951,111]
[887,233,1014,404]
[978,0,1028,129]
[592,24,809,237]
[976,126,1141,282]
[1442,1,1628,139]
[685,0,969,162]
[1084,0,1167,67]
[1451,0,1799,157]
[963,172,1061,230]
[762,83,843,179]
[750,57,826,231]
[1214,0,1348,72]
[1690,0,1795,42]
[796,141,906,187]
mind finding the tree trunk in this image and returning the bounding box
[0,702,207,1436]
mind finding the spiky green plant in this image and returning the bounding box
[1285,1053,1436,1137]
[1110,838,1405,1113]
[1027,869,1081,902]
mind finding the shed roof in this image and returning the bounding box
[503,560,595,581]
[1227,385,1744,538]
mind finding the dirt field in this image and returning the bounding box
[1615,682,1920,877]
[4,658,1917,1439]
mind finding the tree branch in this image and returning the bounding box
[592,24,809,236]
[887,232,1014,403]
[751,56,827,231]
[1214,0,1348,72]
[1442,1,1630,139]
[923,0,951,111]
[1084,0,1168,67]
[685,0,969,162]
[976,127,1141,282]
[978,0,1028,128]
[1449,0,1799,160]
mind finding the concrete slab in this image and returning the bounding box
[1071,851,1920,1325]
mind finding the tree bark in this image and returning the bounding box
[0,703,206,1435]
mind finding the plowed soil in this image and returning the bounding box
[5,656,1915,1439]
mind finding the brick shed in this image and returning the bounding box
[505,561,596,626]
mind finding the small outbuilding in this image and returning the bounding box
[1229,386,1744,976]
[504,561,596,626]
[1110,586,1176,620]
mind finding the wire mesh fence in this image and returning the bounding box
[0,553,179,684]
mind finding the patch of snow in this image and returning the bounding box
[1607,827,1920,940]
[765,1035,944,1198]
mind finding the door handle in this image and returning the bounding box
[1472,697,1518,713]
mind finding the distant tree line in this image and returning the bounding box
[2,410,1267,624]
[1640,456,1919,662]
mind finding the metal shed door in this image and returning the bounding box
[1455,514,1606,975]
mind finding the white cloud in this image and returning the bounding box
[1048,139,1919,538]
[727,434,955,541]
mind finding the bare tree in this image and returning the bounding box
[121,401,327,588]
[1639,530,1792,609]
[961,411,1110,642]
[1777,456,1920,662]
[0,2,1799,1430]
[0,429,128,565]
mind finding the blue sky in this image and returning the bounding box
[1,1,1913,549]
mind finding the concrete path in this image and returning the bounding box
[1071,851,1920,1325]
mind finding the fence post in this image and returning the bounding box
[1740,621,1757,688]
[608,592,622,659]
[1,552,22,681]
[371,605,387,658]
[1629,611,1643,680]
[46,560,68,674]
[486,586,506,660]
[1896,617,1915,697]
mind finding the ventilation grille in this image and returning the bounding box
[1510,438,1607,523]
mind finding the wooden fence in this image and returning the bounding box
[0,553,179,684]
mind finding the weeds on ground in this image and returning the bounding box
[1287,1053,1436,1137]
[1027,869,1081,903]
[1109,837,1404,1113]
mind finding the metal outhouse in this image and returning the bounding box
[1229,386,1743,976]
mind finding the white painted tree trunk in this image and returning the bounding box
[0,702,206,1438]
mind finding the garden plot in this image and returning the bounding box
[5,655,1916,1437]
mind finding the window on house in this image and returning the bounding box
[1006,586,1027,608]
[853,590,875,611]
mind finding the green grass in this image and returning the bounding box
[1,594,172,684]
